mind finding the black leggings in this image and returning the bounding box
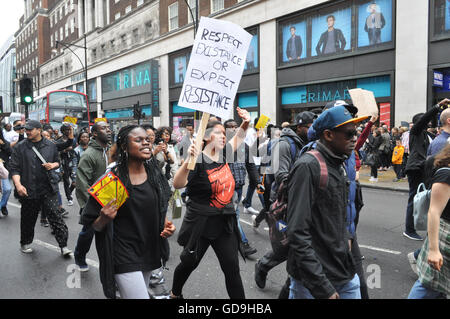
[172,232,245,299]
[370,165,378,178]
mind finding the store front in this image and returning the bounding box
[280,74,394,126]
[276,0,396,126]
[428,0,450,120]
[101,59,159,129]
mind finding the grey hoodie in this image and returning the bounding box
[270,127,306,201]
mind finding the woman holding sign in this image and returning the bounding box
[170,107,250,299]
[80,125,176,299]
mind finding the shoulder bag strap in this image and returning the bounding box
[307,150,328,190]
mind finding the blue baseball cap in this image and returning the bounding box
[313,105,368,135]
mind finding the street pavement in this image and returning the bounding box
[0,181,425,299]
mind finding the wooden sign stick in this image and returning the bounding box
[187,112,210,170]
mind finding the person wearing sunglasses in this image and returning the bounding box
[287,105,368,299]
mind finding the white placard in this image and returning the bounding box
[348,88,379,118]
[178,17,252,120]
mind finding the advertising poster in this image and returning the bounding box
[312,6,352,57]
[281,20,307,62]
[446,0,450,30]
[245,33,259,71]
[173,56,187,85]
[358,0,393,47]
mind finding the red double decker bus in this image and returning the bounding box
[28,90,91,131]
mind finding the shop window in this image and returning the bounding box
[169,49,191,86]
[278,0,394,66]
[244,27,259,73]
[432,0,450,39]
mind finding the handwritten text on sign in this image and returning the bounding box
[178,17,252,120]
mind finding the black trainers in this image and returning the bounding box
[403,231,423,241]
[242,242,257,257]
[59,208,69,218]
[40,219,49,227]
[1,206,8,216]
[254,261,267,289]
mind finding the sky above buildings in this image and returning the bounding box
[0,1,24,48]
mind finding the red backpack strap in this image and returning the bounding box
[307,150,328,190]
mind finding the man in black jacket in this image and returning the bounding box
[315,15,346,56]
[403,98,450,241]
[286,26,302,61]
[9,120,71,256]
[287,105,365,299]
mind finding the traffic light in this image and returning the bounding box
[133,101,141,120]
[20,77,33,105]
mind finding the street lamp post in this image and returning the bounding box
[53,34,88,102]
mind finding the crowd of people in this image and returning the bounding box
[0,97,449,299]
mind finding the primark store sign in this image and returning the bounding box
[102,60,159,101]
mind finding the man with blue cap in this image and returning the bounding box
[286,105,367,299]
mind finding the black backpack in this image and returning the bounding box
[267,150,328,256]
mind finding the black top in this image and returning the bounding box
[186,147,235,209]
[186,146,236,239]
[431,168,450,222]
[9,138,59,199]
[286,142,355,299]
[113,180,161,274]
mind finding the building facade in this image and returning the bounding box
[0,37,17,113]
[14,0,450,131]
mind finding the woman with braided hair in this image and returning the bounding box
[80,125,176,299]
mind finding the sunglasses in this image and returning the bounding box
[333,128,358,140]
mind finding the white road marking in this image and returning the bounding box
[359,245,402,255]
[240,219,402,255]
[33,239,99,269]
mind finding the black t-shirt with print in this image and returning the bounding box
[431,168,450,222]
[113,179,161,274]
[186,145,236,239]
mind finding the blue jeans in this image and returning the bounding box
[289,274,361,299]
[235,187,248,244]
[74,224,95,265]
[408,280,446,299]
[242,183,265,209]
[0,178,12,208]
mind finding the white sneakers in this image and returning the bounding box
[244,206,259,215]
[21,245,72,258]
[20,245,33,254]
[67,200,74,206]
[61,247,72,257]
[369,177,378,182]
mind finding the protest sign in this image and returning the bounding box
[63,116,78,124]
[88,172,129,209]
[178,17,252,120]
[255,114,270,129]
[179,17,252,170]
[348,88,379,118]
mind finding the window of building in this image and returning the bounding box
[432,0,450,39]
[168,2,179,31]
[211,0,224,13]
[115,12,121,21]
[65,23,69,37]
[277,0,394,67]
[125,5,132,14]
[60,27,64,40]
[137,0,144,6]
[187,0,197,23]
[71,17,75,33]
